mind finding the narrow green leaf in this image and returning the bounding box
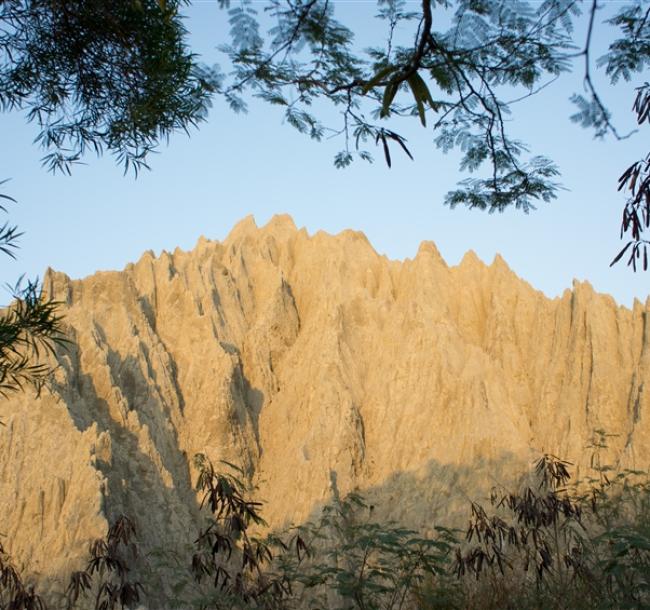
[380,133,392,167]
[412,72,437,108]
[407,74,426,126]
[362,65,398,94]
[381,82,398,119]
[610,241,633,267]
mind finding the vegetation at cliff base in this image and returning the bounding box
[160,443,650,610]
[4,433,650,609]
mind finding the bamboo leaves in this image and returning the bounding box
[406,72,438,127]
[366,67,438,127]
[375,129,413,168]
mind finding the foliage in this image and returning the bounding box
[0,540,46,610]
[162,455,457,609]
[451,436,650,610]
[1,1,649,263]
[454,454,593,609]
[0,200,67,399]
[187,454,302,609]
[0,1,211,396]
[611,83,650,270]
[165,451,650,610]
[0,274,67,398]
[0,0,211,175]
[200,0,649,263]
[289,490,457,610]
[65,515,144,610]
[7,448,650,609]
[209,0,642,215]
[580,430,650,609]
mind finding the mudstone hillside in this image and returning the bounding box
[2,215,649,597]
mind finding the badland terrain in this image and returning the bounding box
[2,215,649,600]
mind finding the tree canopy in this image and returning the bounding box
[0,0,206,394]
[211,0,650,266]
[0,0,210,175]
[0,197,65,398]
[0,0,648,264]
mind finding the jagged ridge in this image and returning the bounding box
[1,214,649,598]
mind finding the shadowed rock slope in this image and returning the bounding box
[2,214,650,594]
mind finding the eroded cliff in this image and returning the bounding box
[1,214,649,596]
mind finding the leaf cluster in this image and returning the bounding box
[0,274,67,398]
[0,541,46,610]
[453,437,650,610]
[294,492,456,610]
[65,515,143,610]
[0,0,211,174]
[456,455,586,589]
[167,457,458,610]
[611,83,650,270]
[213,0,585,211]
[7,445,650,610]
[189,454,305,609]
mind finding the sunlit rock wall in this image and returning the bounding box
[2,214,649,596]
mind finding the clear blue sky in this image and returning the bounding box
[0,2,648,306]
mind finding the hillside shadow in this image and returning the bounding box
[45,334,203,606]
[221,340,265,456]
[286,451,534,537]
[36,439,542,608]
[36,337,539,607]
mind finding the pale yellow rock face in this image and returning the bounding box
[1,214,649,595]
